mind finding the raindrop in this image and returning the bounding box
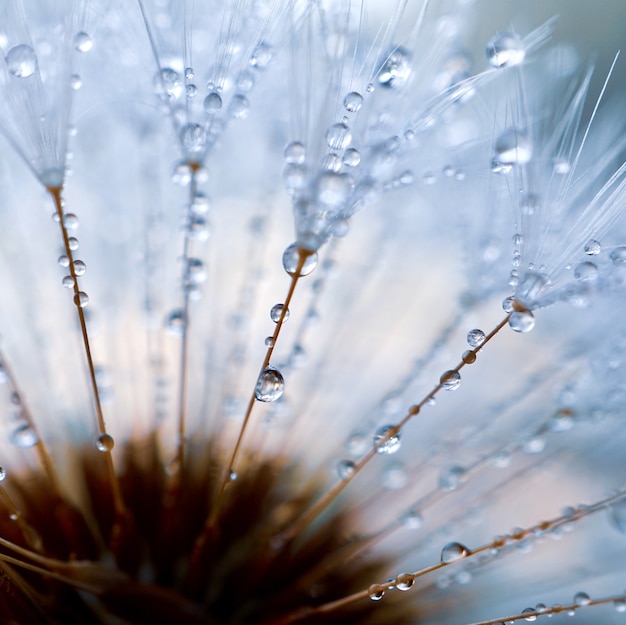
[68,237,79,251]
[440,541,470,563]
[521,607,536,621]
[186,83,197,98]
[264,336,274,347]
[343,91,363,112]
[486,32,525,68]
[74,32,93,52]
[382,463,408,490]
[249,42,272,69]
[270,304,289,323]
[440,370,461,390]
[467,329,486,347]
[395,573,414,591]
[96,433,114,452]
[63,213,79,229]
[614,599,626,613]
[373,425,401,455]
[509,310,535,333]
[325,122,352,150]
[378,46,411,88]
[548,409,574,432]
[62,275,74,288]
[343,148,361,167]
[11,424,38,448]
[462,350,477,364]
[584,239,601,255]
[316,171,352,207]
[255,367,285,402]
[284,141,306,165]
[282,244,318,276]
[336,459,355,479]
[574,261,598,282]
[573,591,590,606]
[58,255,69,268]
[6,44,37,78]
[236,69,255,92]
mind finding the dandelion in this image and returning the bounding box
[1,2,626,625]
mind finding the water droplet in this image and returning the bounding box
[553,158,570,174]
[462,350,477,364]
[186,83,197,98]
[68,237,79,251]
[6,44,37,78]
[584,239,601,255]
[62,275,75,288]
[270,304,289,323]
[502,296,515,312]
[264,336,275,347]
[486,32,525,68]
[325,122,352,150]
[70,74,82,90]
[172,162,192,186]
[336,459,355,479]
[467,329,486,348]
[74,32,93,52]
[63,213,79,229]
[378,46,411,88]
[493,450,511,468]
[228,94,250,119]
[574,261,598,282]
[440,541,469,563]
[203,92,223,112]
[521,607,537,621]
[343,91,363,112]
[494,127,532,165]
[439,465,466,491]
[401,510,423,530]
[73,291,89,307]
[249,42,272,69]
[509,310,535,333]
[73,260,86,276]
[343,148,361,167]
[395,573,414,591]
[610,246,626,266]
[549,409,574,432]
[58,255,69,268]
[11,424,38,448]
[154,67,182,100]
[382,464,408,490]
[440,370,461,390]
[368,584,385,601]
[255,367,285,402]
[573,591,590,607]
[316,171,353,207]
[228,470,238,481]
[373,425,401,455]
[523,436,545,454]
[0,467,5,481]
[180,123,207,155]
[282,244,318,276]
[166,309,186,336]
[96,433,114,452]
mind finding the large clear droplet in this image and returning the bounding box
[509,310,535,333]
[284,141,306,165]
[6,44,37,78]
[486,32,525,68]
[249,42,272,69]
[521,607,537,621]
[368,584,385,601]
[74,32,93,52]
[282,244,318,276]
[255,367,285,402]
[203,92,223,112]
[395,573,414,591]
[11,424,38,448]
[573,592,591,607]
[180,123,207,155]
[343,91,363,112]
[466,329,486,348]
[325,122,352,150]
[270,304,289,323]
[316,172,353,207]
[373,425,401,455]
[96,433,115,452]
[377,46,411,88]
[440,541,470,563]
[494,127,532,165]
[440,370,461,390]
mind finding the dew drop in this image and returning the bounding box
[255,367,285,402]
[614,599,626,613]
[610,246,626,266]
[68,237,79,251]
[172,162,192,186]
[180,123,207,155]
[282,244,318,276]
[62,275,75,288]
[439,465,466,491]
[440,370,461,390]
[401,510,423,530]
[607,496,626,533]
[96,433,115,452]
[70,74,82,90]
[584,239,601,255]
[165,309,186,336]
[73,291,89,307]
[203,92,223,112]
[494,127,532,165]
[574,261,598,282]
[440,541,469,563]
[228,470,238,482]
[249,42,272,69]
[6,44,37,78]
[73,259,86,276]
[74,32,93,52]
[264,336,274,347]
[63,213,79,229]
[186,83,198,98]
[0,467,5,481]
[58,255,69,268]
[462,350,477,364]
[521,607,536,621]
[573,592,590,606]
[378,46,411,88]
[154,67,182,100]
[336,459,355,479]
[270,304,289,323]
[509,310,535,333]
[368,584,385,601]
[316,171,353,207]
[395,573,414,591]
[373,425,401,455]
[11,424,38,448]
[486,32,525,68]
[467,329,486,348]
[343,147,361,167]
[325,122,352,150]
[343,91,363,112]
[228,94,250,119]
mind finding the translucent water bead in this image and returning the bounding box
[368,584,385,601]
[584,239,601,255]
[440,541,470,563]
[343,91,363,113]
[249,42,272,69]
[74,32,93,53]
[573,592,591,606]
[440,370,461,390]
[486,32,525,68]
[255,367,285,402]
[325,122,352,150]
[377,46,412,88]
[0,467,5,481]
[467,329,486,348]
[11,423,38,448]
[336,459,355,479]
[203,92,223,112]
[508,310,535,333]
[270,304,289,323]
[373,425,401,455]
[6,44,37,78]
[284,141,306,165]
[96,433,114,452]
[154,68,182,101]
[521,607,537,621]
[180,123,207,155]
[395,573,414,591]
[282,244,318,276]
[494,127,532,166]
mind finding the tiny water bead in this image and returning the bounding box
[584,239,601,255]
[270,304,289,323]
[154,67,183,101]
[6,44,37,78]
[573,591,591,606]
[284,141,306,165]
[325,122,352,150]
[440,369,461,390]
[368,584,386,601]
[467,328,486,348]
[378,46,411,88]
[264,336,275,347]
[508,310,535,333]
[494,127,532,166]
[228,470,238,482]
[0,466,5,481]
[521,607,537,621]
[486,32,525,68]
[343,91,363,112]
[395,573,414,591]
[11,424,38,448]
[96,433,115,452]
[439,465,466,491]
[373,425,401,455]
[282,244,318,276]
[74,32,93,53]
[440,541,470,563]
[73,291,89,307]
[255,367,285,402]
[180,123,207,155]
[336,459,355,479]
[343,148,361,167]
[203,92,223,112]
